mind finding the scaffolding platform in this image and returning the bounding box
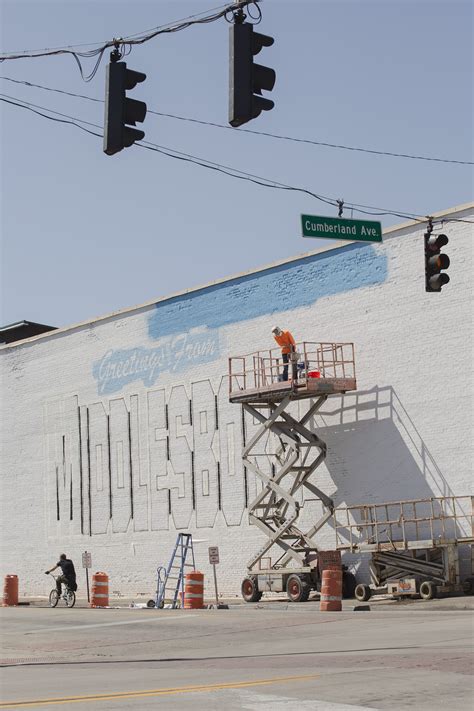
[229,341,356,403]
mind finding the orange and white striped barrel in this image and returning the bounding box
[2,575,19,607]
[183,571,204,609]
[90,572,109,608]
[320,566,342,612]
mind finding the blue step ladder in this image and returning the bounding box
[155,533,196,609]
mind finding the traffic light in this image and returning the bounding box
[229,21,276,127]
[424,232,450,292]
[103,60,147,156]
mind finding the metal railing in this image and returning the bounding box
[228,341,355,394]
[334,496,474,551]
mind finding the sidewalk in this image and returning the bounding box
[13,592,474,611]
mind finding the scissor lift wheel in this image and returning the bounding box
[462,577,474,595]
[419,580,437,600]
[241,576,262,603]
[286,574,311,603]
[355,584,372,602]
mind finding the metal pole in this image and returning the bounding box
[86,568,90,603]
[212,563,219,606]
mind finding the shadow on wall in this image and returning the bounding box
[296,385,472,576]
[309,384,460,507]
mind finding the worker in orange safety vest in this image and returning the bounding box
[272,326,298,381]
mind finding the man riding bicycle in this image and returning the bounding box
[45,554,77,595]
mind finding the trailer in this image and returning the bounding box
[229,341,358,602]
[333,496,474,601]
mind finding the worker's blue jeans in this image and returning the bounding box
[282,353,297,381]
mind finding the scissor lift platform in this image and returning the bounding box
[229,341,357,404]
[228,341,358,602]
[229,376,357,404]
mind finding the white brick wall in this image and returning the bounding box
[1,204,472,597]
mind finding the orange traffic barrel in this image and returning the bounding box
[3,575,19,607]
[183,571,204,609]
[90,572,109,608]
[320,567,342,612]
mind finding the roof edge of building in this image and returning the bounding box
[2,201,472,350]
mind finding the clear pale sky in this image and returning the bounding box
[1,0,472,328]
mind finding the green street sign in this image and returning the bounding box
[301,214,382,243]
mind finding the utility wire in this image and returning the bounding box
[158,115,473,166]
[1,76,104,103]
[0,2,234,55]
[0,1,253,81]
[0,95,103,138]
[2,76,472,167]
[115,3,235,41]
[1,93,472,227]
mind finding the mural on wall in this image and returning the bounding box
[93,328,219,395]
[147,242,388,337]
[92,243,387,396]
[44,379,249,537]
[46,242,389,538]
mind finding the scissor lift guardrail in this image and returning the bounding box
[229,341,357,602]
[229,341,356,403]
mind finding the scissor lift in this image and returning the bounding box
[229,341,357,602]
[334,497,474,600]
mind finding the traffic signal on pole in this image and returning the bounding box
[229,21,276,127]
[103,60,147,156]
[424,232,450,292]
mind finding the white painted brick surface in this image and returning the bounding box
[1,206,473,597]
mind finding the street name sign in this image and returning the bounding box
[301,214,382,243]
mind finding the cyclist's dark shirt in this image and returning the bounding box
[57,559,76,585]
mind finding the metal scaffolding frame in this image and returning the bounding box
[243,393,333,574]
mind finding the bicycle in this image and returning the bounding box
[46,572,76,608]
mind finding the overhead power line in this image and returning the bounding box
[2,76,472,167]
[0,2,233,55]
[0,1,253,80]
[0,94,103,138]
[1,93,472,227]
[157,113,474,166]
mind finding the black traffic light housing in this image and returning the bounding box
[229,21,276,127]
[424,232,450,292]
[103,58,147,156]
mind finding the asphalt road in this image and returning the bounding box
[1,600,473,710]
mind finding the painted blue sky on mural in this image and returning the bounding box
[92,243,387,394]
[148,243,387,340]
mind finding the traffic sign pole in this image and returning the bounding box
[212,564,219,606]
[208,546,220,606]
[82,551,92,603]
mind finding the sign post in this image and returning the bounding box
[301,214,382,243]
[82,551,92,603]
[208,546,220,606]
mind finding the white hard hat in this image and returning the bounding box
[272,326,281,334]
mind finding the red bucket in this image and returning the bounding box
[308,371,321,378]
